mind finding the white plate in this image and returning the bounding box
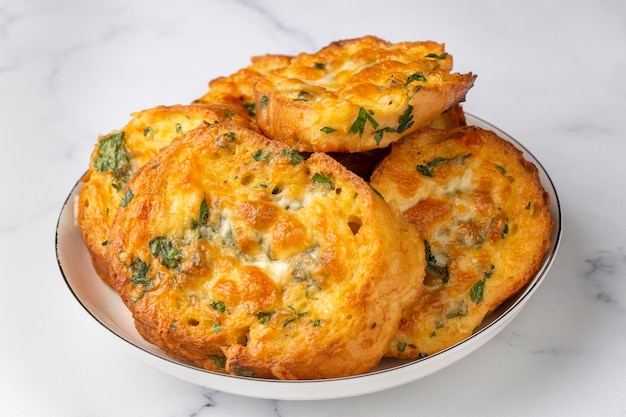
[55,115,562,400]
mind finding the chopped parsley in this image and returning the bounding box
[93,131,132,189]
[373,127,396,145]
[199,198,209,225]
[252,149,270,161]
[120,188,134,207]
[294,91,313,102]
[406,72,427,84]
[243,102,255,116]
[416,154,472,177]
[208,354,226,368]
[281,148,304,165]
[349,107,379,137]
[256,311,274,324]
[148,236,181,269]
[175,123,182,134]
[259,95,268,110]
[233,368,255,377]
[397,105,415,133]
[424,240,449,283]
[470,279,485,303]
[501,218,509,239]
[320,126,336,134]
[426,52,448,59]
[215,131,236,148]
[130,257,150,287]
[210,301,226,313]
[143,126,153,137]
[312,172,333,189]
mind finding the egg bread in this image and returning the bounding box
[254,36,476,153]
[369,126,553,358]
[77,103,253,285]
[106,123,425,379]
[196,54,293,119]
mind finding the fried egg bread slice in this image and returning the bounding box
[196,54,293,119]
[106,123,425,379]
[77,104,252,286]
[370,126,553,358]
[254,36,476,152]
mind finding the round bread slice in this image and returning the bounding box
[254,36,477,153]
[195,54,293,119]
[106,123,425,380]
[77,103,253,286]
[370,126,553,358]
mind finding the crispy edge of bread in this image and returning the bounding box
[370,126,553,358]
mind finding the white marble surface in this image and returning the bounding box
[1,0,625,415]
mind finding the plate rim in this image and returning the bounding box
[55,114,562,400]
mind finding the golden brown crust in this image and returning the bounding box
[254,36,476,152]
[370,126,553,358]
[106,123,424,379]
[77,103,253,286]
[195,54,293,120]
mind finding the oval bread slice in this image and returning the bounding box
[370,126,553,358]
[77,103,253,285]
[106,123,425,379]
[254,36,476,152]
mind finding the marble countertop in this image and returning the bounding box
[2,0,625,415]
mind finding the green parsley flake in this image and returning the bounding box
[198,198,209,225]
[259,95,269,110]
[349,107,378,137]
[148,236,181,269]
[406,72,427,85]
[252,149,270,161]
[282,148,304,165]
[312,172,333,189]
[294,91,313,102]
[256,311,274,324]
[243,102,255,116]
[470,279,485,303]
[208,355,226,368]
[120,188,134,207]
[216,132,236,148]
[424,240,449,283]
[93,131,132,189]
[211,301,226,313]
[397,105,415,133]
[130,257,150,287]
